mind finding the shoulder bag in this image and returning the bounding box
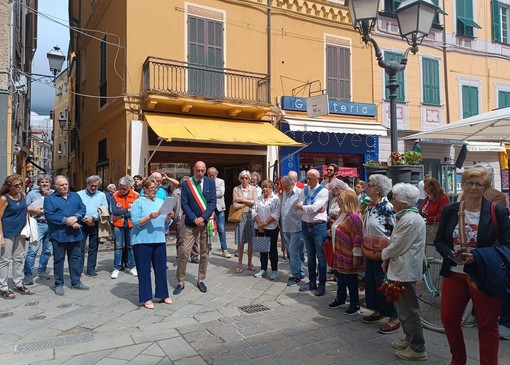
[361,235,390,261]
[227,204,243,223]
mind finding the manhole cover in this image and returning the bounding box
[238,304,271,314]
[0,312,14,319]
[58,303,72,309]
[25,301,39,306]
[29,315,46,320]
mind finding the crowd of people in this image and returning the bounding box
[1,161,510,364]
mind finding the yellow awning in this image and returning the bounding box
[145,113,303,146]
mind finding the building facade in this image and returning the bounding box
[68,0,389,194]
[0,0,37,183]
[68,0,510,198]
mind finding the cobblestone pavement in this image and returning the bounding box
[1,230,509,365]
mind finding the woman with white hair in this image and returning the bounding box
[381,183,427,361]
[361,174,398,333]
[233,170,258,273]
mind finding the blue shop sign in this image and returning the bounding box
[281,96,376,117]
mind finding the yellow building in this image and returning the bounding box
[68,0,394,193]
[52,70,72,178]
[376,0,510,193]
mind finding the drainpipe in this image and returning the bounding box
[442,0,450,123]
[267,0,271,104]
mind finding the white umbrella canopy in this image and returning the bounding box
[404,107,510,142]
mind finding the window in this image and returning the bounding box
[384,0,401,13]
[99,35,107,107]
[498,90,510,108]
[422,58,440,105]
[326,45,350,101]
[384,51,405,102]
[461,85,479,118]
[98,138,108,163]
[456,0,481,37]
[493,2,510,44]
[188,16,224,98]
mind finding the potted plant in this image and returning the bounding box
[387,151,424,184]
[364,160,388,178]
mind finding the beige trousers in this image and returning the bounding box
[176,225,208,283]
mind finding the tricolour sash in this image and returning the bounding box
[186,177,207,213]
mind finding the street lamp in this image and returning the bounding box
[348,0,438,152]
[47,46,66,78]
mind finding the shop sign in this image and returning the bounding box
[282,96,376,117]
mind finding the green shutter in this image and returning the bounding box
[385,52,405,102]
[499,91,510,107]
[423,58,440,105]
[462,85,479,118]
[493,1,502,42]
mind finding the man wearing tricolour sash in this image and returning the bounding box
[174,161,216,295]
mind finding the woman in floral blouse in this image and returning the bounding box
[361,174,398,333]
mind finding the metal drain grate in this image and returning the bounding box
[238,303,271,314]
[16,333,93,353]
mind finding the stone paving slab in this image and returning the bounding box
[0,232,509,364]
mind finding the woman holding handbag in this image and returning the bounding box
[435,167,510,365]
[252,180,280,280]
[233,170,258,273]
[361,174,398,333]
[0,174,30,298]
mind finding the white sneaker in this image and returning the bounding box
[129,267,138,277]
[222,249,231,258]
[111,269,120,279]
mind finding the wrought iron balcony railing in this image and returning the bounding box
[143,57,270,104]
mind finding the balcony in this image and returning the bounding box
[143,57,270,109]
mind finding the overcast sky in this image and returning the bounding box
[31,0,69,115]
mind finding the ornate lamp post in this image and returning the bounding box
[348,0,437,153]
[47,46,66,79]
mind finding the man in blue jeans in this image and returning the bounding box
[207,167,230,258]
[296,169,329,296]
[23,174,54,285]
[280,176,304,286]
[77,175,108,277]
[44,175,87,295]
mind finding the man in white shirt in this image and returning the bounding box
[296,169,329,296]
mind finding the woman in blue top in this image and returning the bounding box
[0,174,29,299]
[131,177,174,309]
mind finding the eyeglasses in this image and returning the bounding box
[147,186,158,191]
[367,184,376,188]
[241,177,249,180]
[464,181,485,189]
[11,183,22,188]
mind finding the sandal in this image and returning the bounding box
[247,264,257,272]
[13,285,30,295]
[143,301,154,309]
[161,298,172,304]
[235,266,243,274]
[1,289,15,299]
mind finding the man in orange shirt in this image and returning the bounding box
[110,176,139,279]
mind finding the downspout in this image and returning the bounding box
[442,0,450,124]
[267,0,271,104]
